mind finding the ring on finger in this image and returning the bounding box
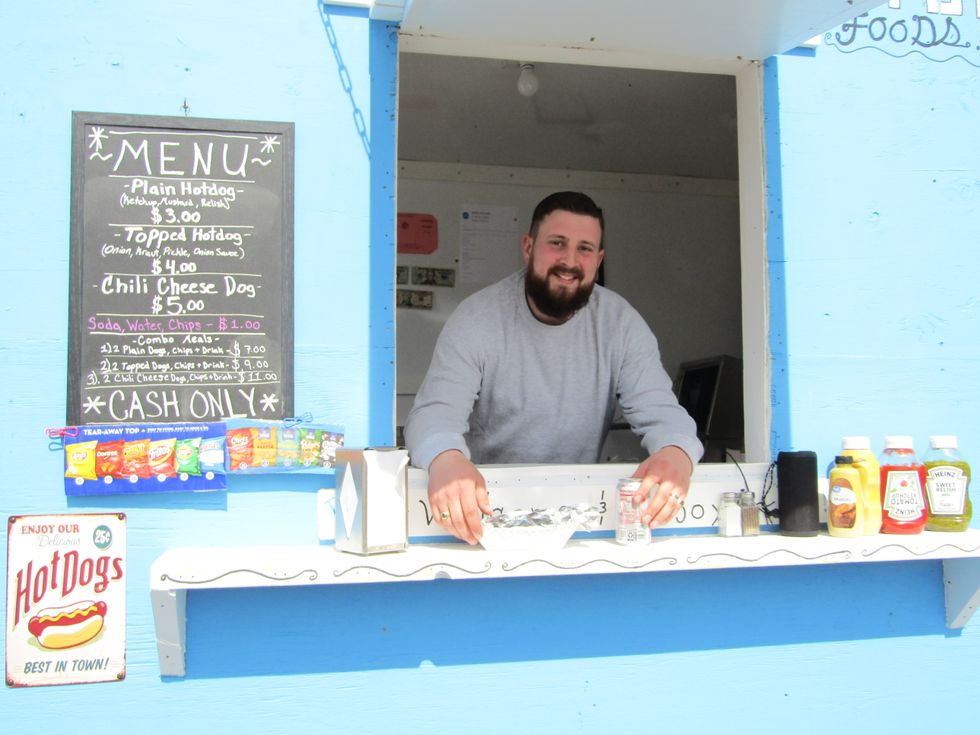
[440,510,450,520]
[669,491,683,506]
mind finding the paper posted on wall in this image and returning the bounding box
[459,204,521,284]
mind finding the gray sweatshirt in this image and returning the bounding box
[405,270,703,469]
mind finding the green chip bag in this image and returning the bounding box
[278,427,301,467]
[175,437,202,476]
[299,428,323,467]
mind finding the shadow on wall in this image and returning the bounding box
[179,560,947,679]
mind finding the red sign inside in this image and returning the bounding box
[397,212,439,254]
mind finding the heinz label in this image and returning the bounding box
[882,470,925,521]
[926,465,968,515]
[6,513,127,687]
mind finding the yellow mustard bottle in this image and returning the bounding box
[841,436,882,535]
[828,455,864,538]
[924,435,972,532]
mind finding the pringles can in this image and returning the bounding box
[616,477,650,545]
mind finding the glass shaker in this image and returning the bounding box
[718,491,742,537]
[739,490,760,536]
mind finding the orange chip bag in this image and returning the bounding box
[252,427,278,467]
[65,441,98,481]
[226,428,254,471]
[122,439,152,479]
[148,437,177,478]
[95,440,125,478]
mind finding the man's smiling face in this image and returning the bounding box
[522,209,604,325]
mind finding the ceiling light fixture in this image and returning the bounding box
[517,63,539,97]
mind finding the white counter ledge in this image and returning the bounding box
[151,529,980,676]
[150,462,980,675]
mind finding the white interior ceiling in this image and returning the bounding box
[396,0,885,179]
[398,54,739,180]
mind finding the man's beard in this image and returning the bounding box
[525,264,596,323]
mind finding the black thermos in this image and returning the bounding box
[776,450,820,536]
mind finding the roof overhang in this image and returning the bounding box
[334,0,886,73]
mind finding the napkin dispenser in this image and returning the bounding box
[334,447,409,554]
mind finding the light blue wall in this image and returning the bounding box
[764,2,980,727]
[767,4,980,467]
[2,1,978,733]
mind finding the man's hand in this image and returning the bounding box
[427,450,493,544]
[631,445,694,528]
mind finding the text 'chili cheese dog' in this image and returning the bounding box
[28,600,108,650]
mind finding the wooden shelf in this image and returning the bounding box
[151,528,980,676]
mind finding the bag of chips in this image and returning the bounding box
[95,440,126,479]
[199,436,226,477]
[122,439,152,479]
[174,437,202,477]
[65,441,98,481]
[226,428,254,471]
[277,427,301,467]
[320,432,344,468]
[148,437,177,478]
[299,428,323,467]
[252,427,278,467]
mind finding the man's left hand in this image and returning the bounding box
[631,446,694,528]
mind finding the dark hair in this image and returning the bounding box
[528,191,604,248]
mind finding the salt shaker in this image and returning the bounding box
[718,491,742,537]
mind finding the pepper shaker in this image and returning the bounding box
[739,490,760,536]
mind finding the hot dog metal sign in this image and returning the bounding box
[6,513,126,687]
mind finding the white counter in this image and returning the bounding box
[151,528,980,676]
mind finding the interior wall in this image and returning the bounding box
[395,166,743,428]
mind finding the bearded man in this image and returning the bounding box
[404,191,702,544]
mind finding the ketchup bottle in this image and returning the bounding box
[879,436,927,534]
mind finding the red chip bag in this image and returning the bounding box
[226,428,254,471]
[122,439,151,479]
[95,440,125,478]
[148,437,177,478]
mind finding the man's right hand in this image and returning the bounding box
[427,450,492,544]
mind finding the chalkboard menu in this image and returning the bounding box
[68,112,294,424]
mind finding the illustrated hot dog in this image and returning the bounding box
[28,600,107,650]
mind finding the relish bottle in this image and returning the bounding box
[924,436,972,532]
[879,436,927,534]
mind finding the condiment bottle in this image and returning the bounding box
[924,435,972,532]
[879,436,927,534]
[739,490,760,536]
[718,492,742,537]
[827,455,864,538]
[841,436,882,535]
